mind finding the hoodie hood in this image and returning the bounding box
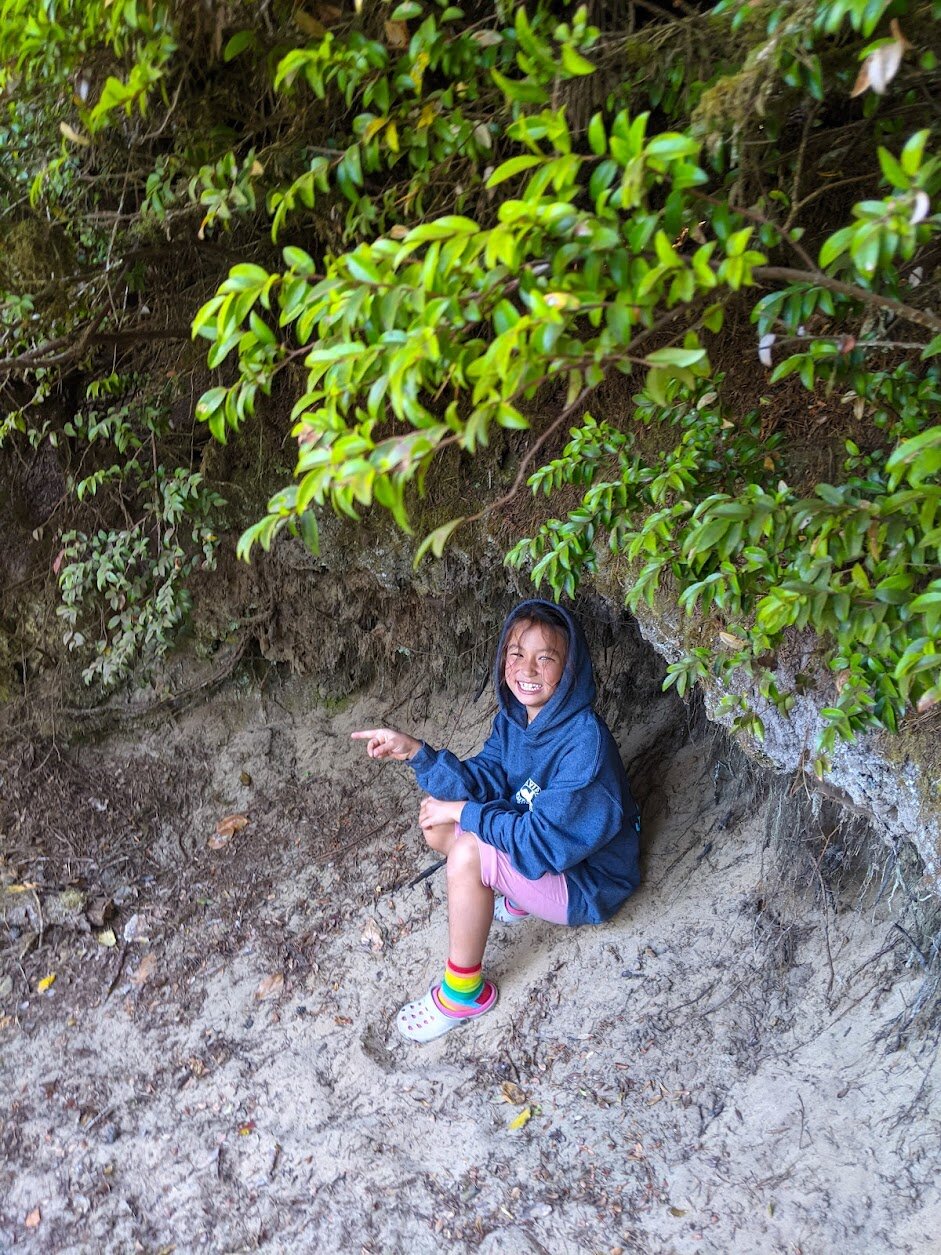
[495,600,596,737]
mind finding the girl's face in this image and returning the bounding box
[503,619,567,723]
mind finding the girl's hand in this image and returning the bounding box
[419,796,464,831]
[351,727,421,761]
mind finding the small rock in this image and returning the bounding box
[123,914,150,944]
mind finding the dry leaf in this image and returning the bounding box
[295,10,326,37]
[216,813,249,837]
[97,928,117,948]
[669,1206,687,1217]
[131,953,158,987]
[59,121,90,146]
[315,2,342,23]
[52,548,66,575]
[500,1081,527,1105]
[507,1106,533,1131]
[360,918,384,952]
[86,896,114,928]
[718,632,743,650]
[37,973,56,993]
[210,813,249,850]
[25,1208,41,1229]
[910,191,930,226]
[255,972,284,1001]
[384,19,409,48]
[850,22,910,98]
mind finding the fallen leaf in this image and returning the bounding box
[500,1081,527,1105]
[131,954,158,987]
[86,896,114,928]
[360,918,384,952]
[384,19,409,48]
[238,1120,255,1135]
[334,1014,352,1026]
[314,3,342,24]
[239,771,252,786]
[97,928,117,948]
[210,816,247,850]
[37,973,56,993]
[25,1208,41,1228]
[507,1106,533,1131]
[215,813,249,838]
[669,1206,687,1217]
[52,548,66,575]
[255,972,284,1001]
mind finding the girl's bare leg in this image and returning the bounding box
[422,821,457,857]
[445,831,493,968]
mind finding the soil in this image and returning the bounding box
[1,663,940,1254]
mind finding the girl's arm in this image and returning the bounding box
[460,772,624,878]
[409,724,510,803]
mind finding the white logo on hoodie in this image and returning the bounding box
[515,778,541,809]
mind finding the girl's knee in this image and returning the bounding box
[447,831,482,882]
[423,822,455,854]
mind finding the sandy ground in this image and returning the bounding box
[1,673,940,1254]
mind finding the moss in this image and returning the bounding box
[0,218,75,294]
[882,717,941,831]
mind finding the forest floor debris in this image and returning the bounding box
[1,677,940,1253]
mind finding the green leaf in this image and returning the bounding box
[587,113,606,157]
[299,511,320,555]
[901,129,929,177]
[486,155,544,188]
[413,517,465,566]
[560,44,595,76]
[223,30,254,62]
[646,347,706,368]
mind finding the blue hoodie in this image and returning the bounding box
[408,600,640,925]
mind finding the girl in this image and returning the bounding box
[352,600,641,1042]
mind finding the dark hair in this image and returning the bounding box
[499,604,570,679]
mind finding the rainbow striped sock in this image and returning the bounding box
[437,959,485,1014]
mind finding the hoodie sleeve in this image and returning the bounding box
[409,724,509,803]
[459,745,623,877]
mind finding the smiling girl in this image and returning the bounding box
[352,600,641,1042]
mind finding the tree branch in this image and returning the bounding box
[753,266,941,336]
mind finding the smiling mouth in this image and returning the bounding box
[517,681,542,693]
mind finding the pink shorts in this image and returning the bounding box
[457,826,570,925]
